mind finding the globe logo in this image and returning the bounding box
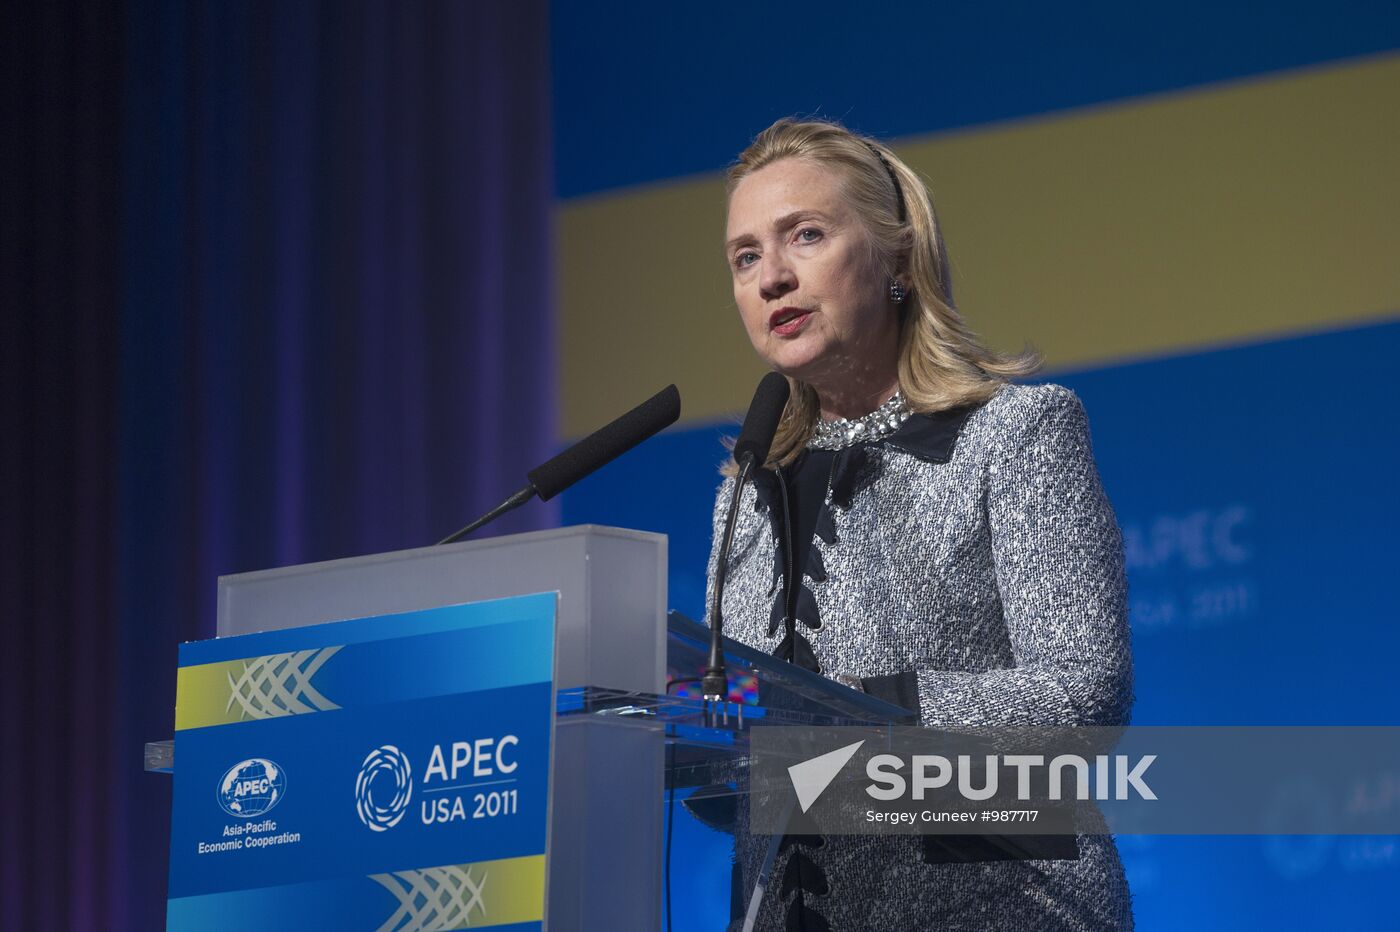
[217,758,286,818]
[355,745,413,832]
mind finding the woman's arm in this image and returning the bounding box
[868,385,1133,727]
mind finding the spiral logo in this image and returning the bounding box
[355,745,413,832]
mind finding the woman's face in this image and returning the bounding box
[725,157,898,393]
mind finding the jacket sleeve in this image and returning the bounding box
[884,385,1134,727]
[702,477,735,628]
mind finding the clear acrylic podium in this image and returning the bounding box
[148,525,913,930]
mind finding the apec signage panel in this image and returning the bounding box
[167,593,557,931]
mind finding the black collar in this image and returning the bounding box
[883,403,979,464]
[748,402,979,515]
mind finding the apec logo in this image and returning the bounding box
[355,745,414,832]
[355,736,522,832]
[217,758,286,818]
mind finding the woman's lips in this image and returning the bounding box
[770,309,814,336]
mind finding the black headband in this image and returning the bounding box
[867,142,907,224]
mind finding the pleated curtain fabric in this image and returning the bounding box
[0,3,555,928]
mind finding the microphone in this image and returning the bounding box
[732,372,789,468]
[437,384,681,544]
[703,373,790,705]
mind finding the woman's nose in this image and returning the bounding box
[760,253,797,299]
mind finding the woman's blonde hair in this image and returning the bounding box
[725,117,1040,471]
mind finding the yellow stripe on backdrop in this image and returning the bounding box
[557,52,1400,436]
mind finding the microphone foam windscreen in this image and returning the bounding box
[733,372,790,466]
[527,384,681,500]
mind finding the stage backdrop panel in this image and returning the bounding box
[562,316,1400,930]
[553,11,1400,923]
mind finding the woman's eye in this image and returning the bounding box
[796,227,823,243]
[734,251,759,269]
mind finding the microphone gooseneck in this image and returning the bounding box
[703,373,789,706]
[437,384,682,545]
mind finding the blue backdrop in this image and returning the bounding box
[563,317,1400,929]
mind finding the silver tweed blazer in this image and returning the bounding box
[706,382,1134,931]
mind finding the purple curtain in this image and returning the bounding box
[2,2,555,928]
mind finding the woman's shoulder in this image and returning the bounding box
[979,380,1084,421]
[958,381,1089,457]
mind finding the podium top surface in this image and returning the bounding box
[216,525,669,694]
[217,524,662,587]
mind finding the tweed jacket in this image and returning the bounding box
[706,382,1134,931]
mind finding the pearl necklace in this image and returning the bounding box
[807,391,913,450]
